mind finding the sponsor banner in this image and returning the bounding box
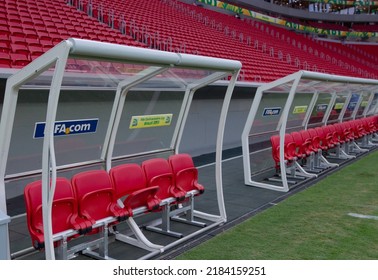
[347,101,357,110]
[309,0,378,5]
[316,104,328,111]
[262,107,281,116]
[129,114,173,129]
[293,105,308,114]
[34,118,98,139]
[198,0,378,39]
[334,103,345,110]
[361,101,369,107]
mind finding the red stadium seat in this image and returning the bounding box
[24,178,91,250]
[71,170,129,225]
[142,158,188,237]
[142,158,186,202]
[109,163,161,214]
[270,134,298,171]
[168,153,204,195]
[291,131,312,158]
[168,153,207,228]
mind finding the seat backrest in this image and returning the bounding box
[270,135,280,163]
[340,122,350,134]
[307,128,321,149]
[314,126,324,137]
[362,117,373,132]
[291,131,307,154]
[299,129,317,153]
[109,163,160,212]
[142,158,178,200]
[299,129,311,142]
[356,118,368,134]
[72,170,126,222]
[349,120,363,136]
[283,133,297,159]
[333,123,348,141]
[109,163,147,199]
[367,116,378,131]
[322,125,337,143]
[290,131,302,147]
[343,121,354,136]
[168,153,204,193]
[372,115,378,128]
[24,178,79,249]
[307,128,317,139]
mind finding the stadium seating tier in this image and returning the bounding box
[1,0,377,82]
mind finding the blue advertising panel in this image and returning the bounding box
[34,119,99,139]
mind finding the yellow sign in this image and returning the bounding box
[292,106,308,114]
[361,101,369,107]
[129,114,172,129]
[334,103,344,110]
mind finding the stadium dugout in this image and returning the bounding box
[242,70,378,192]
[0,38,241,260]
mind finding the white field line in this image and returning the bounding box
[348,213,378,221]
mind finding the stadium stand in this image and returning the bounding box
[1,0,377,82]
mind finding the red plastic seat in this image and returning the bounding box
[349,120,364,139]
[327,124,342,144]
[355,119,369,136]
[307,128,322,151]
[299,130,319,154]
[291,131,312,158]
[322,125,339,147]
[10,53,30,67]
[71,170,129,226]
[0,53,11,68]
[371,116,378,132]
[270,134,298,171]
[339,122,354,141]
[142,158,186,202]
[24,178,90,250]
[109,163,161,214]
[333,123,351,144]
[342,121,357,140]
[168,153,204,195]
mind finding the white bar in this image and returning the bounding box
[68,38,242,71]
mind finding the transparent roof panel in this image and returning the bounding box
[342,93,357,121]
[308,92,332,126]
[5,38,242,176]
[327,92,349,124]
[268,73,378,95]
[250,73,378,130]
[112,89,185,158]
[287,92,313,131]
[356,91,371,118]
[22,56,229,90]
[367,93,378,116]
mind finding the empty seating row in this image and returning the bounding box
[1,0,145,69]
[270,116,378,184]
[2,0,378,81]
[24,153,204,259]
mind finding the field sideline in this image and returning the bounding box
[177,150,378,260]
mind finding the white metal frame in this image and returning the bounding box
[0,38,242,260]
[241,70,378,192]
